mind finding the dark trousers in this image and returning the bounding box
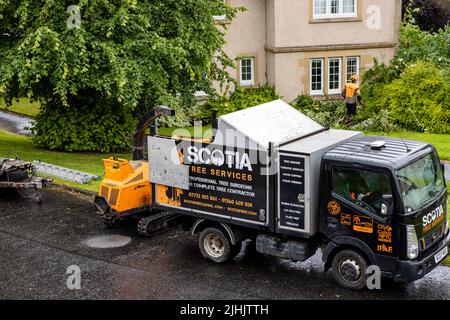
[346,103,357,116]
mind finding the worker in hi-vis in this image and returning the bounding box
[342,74,361,118]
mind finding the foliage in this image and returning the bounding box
[293,95,400,132]
[381,61,450,134]
[397,15,450,69]
[31,97,135,152]
[359,16,450,134]
[361,60,401,116]
[402,0,450,33]
[0,0,239,151]
[196,86,280,124]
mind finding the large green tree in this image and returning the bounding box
[0,0,237,152]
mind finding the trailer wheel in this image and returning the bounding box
[331,249,369,290]
[199,227,232,263]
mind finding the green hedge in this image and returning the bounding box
[31,99,134,153]
[382,61,450,133]
[359,21,450,134]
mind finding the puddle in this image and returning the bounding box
[85,235,132,249]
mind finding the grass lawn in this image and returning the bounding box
[0,98,40,117]
[0,130,129,192]
[0,127,209,193]
[367,131,450,162]
[158,126,213,139]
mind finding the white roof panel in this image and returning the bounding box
[218,100,323,149]
[280,129,363,154]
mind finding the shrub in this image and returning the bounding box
[197,86,280,123]
[294,95,400,132]
[31,98,134,152]
[294,96,345,127]
[402,0,450,33]
[381,61,450,133]
[397,23,450,70]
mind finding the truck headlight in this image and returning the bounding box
[406,225,419,260]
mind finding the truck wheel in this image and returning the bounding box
[331,249,369,290]
[199,227,232,263]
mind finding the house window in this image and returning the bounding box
[310,58,324,95]
[240,57,255,86]
[343,0,356,13]
[313,0,357,19]
[314,0,327,15]
[346,56,360,83]
[328,58,341,94]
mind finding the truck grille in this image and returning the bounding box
[420,224,446,252]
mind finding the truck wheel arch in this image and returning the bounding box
[322,237,377,271]
[191,219,242,245]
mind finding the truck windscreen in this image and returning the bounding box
[397,153,445,213]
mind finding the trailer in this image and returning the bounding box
[0,158,51,203]
[95,101,449,290]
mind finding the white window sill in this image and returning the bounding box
[328,90,342,95]
[310,15,360,23]
[213,16,231,24]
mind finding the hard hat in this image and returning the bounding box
[351,74,359,82]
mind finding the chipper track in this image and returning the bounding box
[137,211,182,237]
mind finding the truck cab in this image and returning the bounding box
[320,137,449,289]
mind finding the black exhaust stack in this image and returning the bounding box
[132,106,175,161]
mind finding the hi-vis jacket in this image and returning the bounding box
[343,83,359,104]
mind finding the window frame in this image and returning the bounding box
[331,166,395,223]
[239,57,255,86]
[328,57,342,95]
[310,58,324,96]
[346,56,360,84]
[313,0,358,19]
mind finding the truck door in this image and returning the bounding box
[324,166,399,267]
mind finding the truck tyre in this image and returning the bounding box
[331,249,369,290]
[199,227,232,263]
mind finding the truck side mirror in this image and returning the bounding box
[381,194,394,218]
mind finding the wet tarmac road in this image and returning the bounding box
[0,189,449,300]
[0,110,33,136]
